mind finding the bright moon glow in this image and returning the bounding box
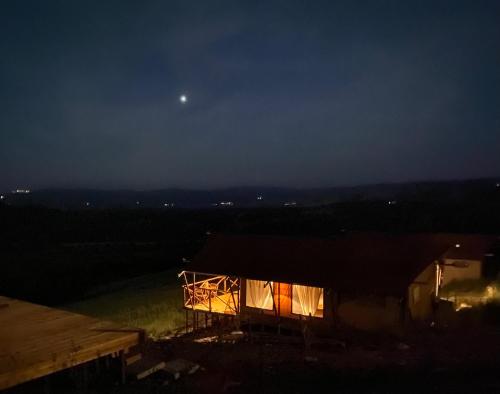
[179,95,187,103]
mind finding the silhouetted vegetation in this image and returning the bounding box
[1,196,500,305]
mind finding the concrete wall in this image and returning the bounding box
[441,259,482,286]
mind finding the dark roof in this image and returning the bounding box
[437,234,498,260]
[186,233,498,297]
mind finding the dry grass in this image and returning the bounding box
[64,269,185,337]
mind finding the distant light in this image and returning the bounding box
[455,243,461,248]
[85,202,90,206]
[496,183,500,188]
[257,195,263,200]
[11,189,30,194]
[136,201,140,205]
[0,195,4,200]
[179,94,187,103]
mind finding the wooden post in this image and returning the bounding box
[43,375,50,394]
[82,362,89,389]
[119,350,126,385]
[278,283,281,316]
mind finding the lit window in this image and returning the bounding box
[246,279,273,310]
[292,284,324,317]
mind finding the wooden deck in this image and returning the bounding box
[0,296,142,390]
[187,292,238,315]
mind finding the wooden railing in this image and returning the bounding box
[180,271,240,315]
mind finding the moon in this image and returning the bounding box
[179,94,188,104]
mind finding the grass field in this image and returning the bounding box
[64,269,185,337]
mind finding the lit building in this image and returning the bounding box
[179,233,498,331]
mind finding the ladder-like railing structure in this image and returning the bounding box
[180,271,240,315]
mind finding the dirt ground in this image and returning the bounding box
[7,321,500,394]
[118,321,500,394]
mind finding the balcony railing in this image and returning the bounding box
[180,271,240,315]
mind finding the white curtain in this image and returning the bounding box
[246,279,273,310]
[292,284,323,317]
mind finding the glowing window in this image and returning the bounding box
[246,279,273,310]
[292,284,324,317]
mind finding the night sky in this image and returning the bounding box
[1,1,499,190]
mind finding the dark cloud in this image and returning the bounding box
[1,0,499,189]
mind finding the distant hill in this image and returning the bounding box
[1,178,499,209]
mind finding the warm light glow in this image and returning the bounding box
[456,302,472,311]
[292,284,324,317]
[182,273,239,315]
[246,279,273,310]
[435,263,441,297]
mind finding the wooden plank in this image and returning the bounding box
[0,329,140,389]
[126,356,165,380]
[1,327,139,371]
[0,296,142,390]
[125,353,142,366]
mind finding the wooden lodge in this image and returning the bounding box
[0,296,143,390]
[180,233,498,331]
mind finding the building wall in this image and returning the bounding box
[441,259,482,286]
[337,296,401,331]
[408,262,436,320]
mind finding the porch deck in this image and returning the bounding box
[185,292,239,315]
[0,296,142,390]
